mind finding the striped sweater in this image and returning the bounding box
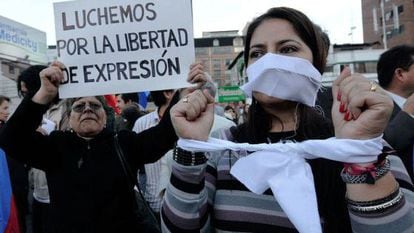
[161,128,414,233]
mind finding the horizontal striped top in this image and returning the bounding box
[161,127,414,233]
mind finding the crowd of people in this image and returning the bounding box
[0,6,414,233]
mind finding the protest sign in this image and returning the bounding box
[54,0,194,98]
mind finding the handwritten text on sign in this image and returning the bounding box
[54,0,194,98]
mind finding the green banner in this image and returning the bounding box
[218,86,245,103]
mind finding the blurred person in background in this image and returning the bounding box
[377,44,414,180]
[115,93,146,132]
[0,95,10,129]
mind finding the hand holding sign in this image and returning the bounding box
[32,61,65,105]
[180,62,209,98]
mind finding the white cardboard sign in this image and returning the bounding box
[54,0,194,98]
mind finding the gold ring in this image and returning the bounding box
[182,97,189,103]
[369,81,377,92]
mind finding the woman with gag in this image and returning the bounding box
[161,7,414,233]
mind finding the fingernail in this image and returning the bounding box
[348,112,354,121]
[344,111,353,121]
[344,111,350,121]
[337,91,341,101]
[339,102,346,113]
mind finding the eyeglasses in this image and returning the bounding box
[71,102,103,113]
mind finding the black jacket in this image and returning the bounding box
[384,102,414,181]
[0,98,177,233]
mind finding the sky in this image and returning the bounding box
[0,0,363,46]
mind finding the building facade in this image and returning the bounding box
[194,30,244,87]
[323,43,384,85]
[0,15,48,112]
[362,0,414,49]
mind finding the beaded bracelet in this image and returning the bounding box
[173,146,207,166]
[346,184,404,213]
[341,158,390,184]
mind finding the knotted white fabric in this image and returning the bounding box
[177,136,383,233]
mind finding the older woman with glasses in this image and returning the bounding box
[0,61,180,233]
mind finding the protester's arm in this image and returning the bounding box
[0,62,64,170]
[154,74,215,231]
[121,62,213,168]
[332,68,414,232]
[118,93,179,169]
[160,155,217,232]
[32,61,64,105]
[347,153,414,232]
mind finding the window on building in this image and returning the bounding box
[386,30,392,39]
[213,39,220,47]
[353,61,376,74]
[211,46,232,54]
[324,65,333,73]
[9,65,15,74]
[385,24,404,39]
[195,47,209,55]
[233,37,243,46]
[234,47,243,53]
[364,62,377,73]
[398,5,403,13]
[399,24,405,33]
[213,70,221,80]
[354,62,365,73]
[385,11,393,21]
[212,59,221,69]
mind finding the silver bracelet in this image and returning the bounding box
[347,188,404,213]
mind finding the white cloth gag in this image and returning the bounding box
[242,53,322,107]
[177,136,383,233]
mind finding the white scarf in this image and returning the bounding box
[177,136,383,233]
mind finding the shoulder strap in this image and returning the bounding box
[113,134,161,229]
[113,134,138,186]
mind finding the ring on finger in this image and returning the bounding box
[182,96,189,103]
[369,81,377,92]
